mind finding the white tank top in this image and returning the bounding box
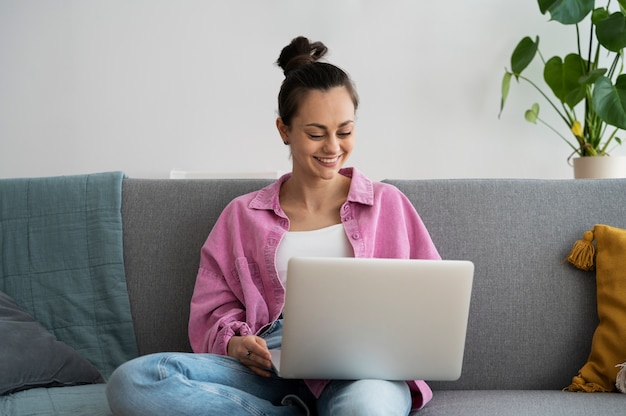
[275,223,353,287]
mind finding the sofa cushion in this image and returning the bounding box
[567,224,626,392]
[0,384,111,416]
[414,390,626,416]
[0,290,103,395]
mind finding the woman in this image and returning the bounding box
[107,36,440,416]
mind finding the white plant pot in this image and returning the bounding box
[572,156,626,179]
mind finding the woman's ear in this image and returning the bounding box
[276,118,290,145]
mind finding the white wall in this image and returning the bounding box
[2,0,624,180]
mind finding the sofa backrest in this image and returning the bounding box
[385,178,626,391]
[121,177,626,391]
[121,178,273,355]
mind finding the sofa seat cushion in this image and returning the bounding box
[0,384,111,416]
[413,390,626,416]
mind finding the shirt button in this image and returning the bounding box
[351,233,360,240]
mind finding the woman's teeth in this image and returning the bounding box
[316,156,340,163]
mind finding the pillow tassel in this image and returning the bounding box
[566,230,595,271]
[617,363,626,393]
[567,374,609,392]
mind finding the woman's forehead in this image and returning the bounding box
[294,87,355,125]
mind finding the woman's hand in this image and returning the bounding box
[227,335,273,377]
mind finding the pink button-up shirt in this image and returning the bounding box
[189,167,440,410]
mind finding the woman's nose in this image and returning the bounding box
[324,134,340,152]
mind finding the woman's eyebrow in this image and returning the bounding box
[304,120,354,129]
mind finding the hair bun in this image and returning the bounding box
[276,36,328,76]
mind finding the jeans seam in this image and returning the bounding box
[156,354,271,416]
[197,383,266,416]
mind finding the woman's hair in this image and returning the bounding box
[276,36,359,127]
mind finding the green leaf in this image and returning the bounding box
[592,7,610,24]
[595,12,626,52]
[579,68,607,84]
[511,36,539,76]
[538,0,594,25]
[499,72,513,117]
[543,54,587,108]
[593,75,626,129]
[525,103,540,124]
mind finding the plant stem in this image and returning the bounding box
[536,116,580,153]
[607,53,621,79]
[600,128,618,154]
[518,75,571,126]
[586,22,593,73]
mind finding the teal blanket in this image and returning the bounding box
[0,172,137,380]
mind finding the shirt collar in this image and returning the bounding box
[249,167,374,211]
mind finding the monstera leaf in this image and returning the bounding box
[595,12,626,52]
[538,0,594,24]
[544,54,587,108]
[593,75,626,129]
[511,36,539,76]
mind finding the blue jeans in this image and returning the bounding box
[106,321,411,415]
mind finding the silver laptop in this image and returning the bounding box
[270,257,474,381]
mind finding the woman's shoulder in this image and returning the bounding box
[372,180,402,194]
[372,181,414,209]
[346,167,408,205]
[370,178,409,201]
[222,179,282,213]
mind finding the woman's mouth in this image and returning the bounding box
[315,155,341,164]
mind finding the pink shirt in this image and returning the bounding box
[189,167,440,410]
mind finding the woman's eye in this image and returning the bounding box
[307,131,351,140]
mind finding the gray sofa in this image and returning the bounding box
[2,176,626,415]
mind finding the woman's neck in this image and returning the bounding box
[279,173,351,231]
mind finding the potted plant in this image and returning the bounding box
[499,0,626,177]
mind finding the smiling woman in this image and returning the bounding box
[276,87,356,231]
[273,37,361,231]
[106,36,441,416]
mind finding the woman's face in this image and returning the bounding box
[277,86,356,182]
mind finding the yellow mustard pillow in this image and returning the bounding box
[567,224,626,392]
